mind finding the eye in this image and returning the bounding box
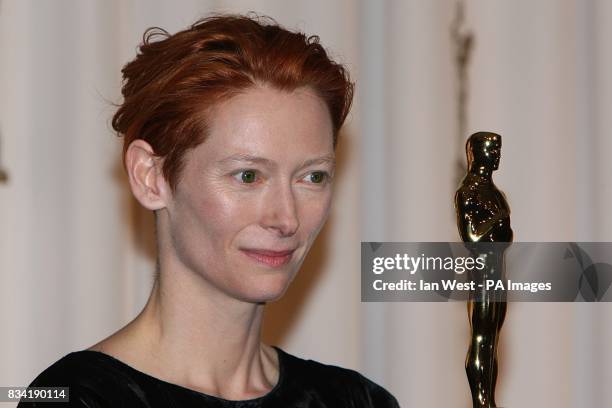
[233,170,258,184]
[303,171,329,184]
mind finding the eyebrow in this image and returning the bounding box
[300,156,336,168]
[217,154,275,166]
[217,154,336,169]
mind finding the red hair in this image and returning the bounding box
[112,14,354,192]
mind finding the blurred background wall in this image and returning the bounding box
[1,0,611,407]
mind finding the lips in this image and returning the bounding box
[240,248,296,268]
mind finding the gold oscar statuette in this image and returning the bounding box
[455,132,513,408]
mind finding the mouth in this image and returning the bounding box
[240,248,296,268]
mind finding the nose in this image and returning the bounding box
[261,183,300,237]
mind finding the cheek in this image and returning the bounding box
[299,192,333,238]
[171,186,243,263]
[191,190,250,247]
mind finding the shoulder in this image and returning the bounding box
[18,351,149,407]
[276,348,400,407]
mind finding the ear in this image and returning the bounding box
[125,139,170,210]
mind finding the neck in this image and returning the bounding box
[103,232,278,399]
[141,270,265,375]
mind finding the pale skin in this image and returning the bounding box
[88,85,336,401]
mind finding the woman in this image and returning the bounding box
[20,14,399,407]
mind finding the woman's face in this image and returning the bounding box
[164,85,335,303]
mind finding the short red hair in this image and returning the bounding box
[112,14,354,192]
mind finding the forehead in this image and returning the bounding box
[202,85,334,155]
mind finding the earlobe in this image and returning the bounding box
[125,140,168,210]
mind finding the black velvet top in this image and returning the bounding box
[18,347,400,407]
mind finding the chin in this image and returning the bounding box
[234,273,294,304]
